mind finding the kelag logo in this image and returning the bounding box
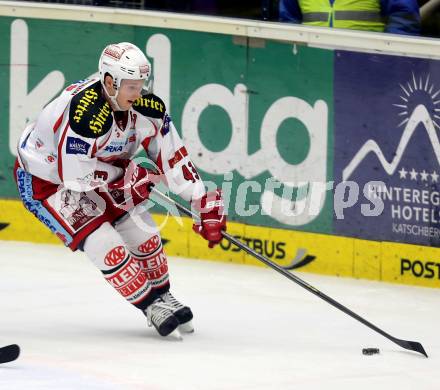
[334,50,440,247]
[66,137,90,155]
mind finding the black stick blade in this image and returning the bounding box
[0,344,20,364]
[394,339,428,357]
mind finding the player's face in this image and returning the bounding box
[116,79,144,110]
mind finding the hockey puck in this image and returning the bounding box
[362,348,380,355]
[0,344,20,364]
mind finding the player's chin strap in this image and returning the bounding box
[102,84,124,112]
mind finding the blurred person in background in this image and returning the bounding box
[279,0,421,35]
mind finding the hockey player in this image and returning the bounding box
[14,42,226,338]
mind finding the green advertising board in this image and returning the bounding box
[0,16,333,233]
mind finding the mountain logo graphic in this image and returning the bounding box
[394,73,440,130]
[343,105,439,181]
[343,73,440,181]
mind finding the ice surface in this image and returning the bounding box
[0,241,439,390]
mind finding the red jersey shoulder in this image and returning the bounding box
[69,80,113,139]
[132,94,166,120]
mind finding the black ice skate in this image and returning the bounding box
[160,291,194,333]
[144,298,181,338]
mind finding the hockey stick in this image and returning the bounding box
[151,188,428,357]
[0,344,20,364]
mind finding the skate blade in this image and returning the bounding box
[179,320,194,334]
[168,328,183,341]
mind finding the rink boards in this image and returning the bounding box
[1,4,440,289]
[2,6,440,247]
[1,198,439,288]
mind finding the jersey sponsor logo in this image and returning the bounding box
[16,169,63,237]
[72,88,99,123]
[138,235,161,254]
[145,262,168,281]
[132,94,165,119]
[130,283,152,303]
[66,137,91,155]
[104,245,127,267]
[104,145,123,153]
[133,96,164,112]
[106,259,141,287]
[107,260,148,299]
[89,102,112,135]
[69,82,113,137]
[105,139,127,153]
[16,170,35,203]
[137,249,168,280]
[144,249,167,269]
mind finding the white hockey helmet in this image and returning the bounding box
[98,42,151,109]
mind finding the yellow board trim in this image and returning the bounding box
[1,199,440,288]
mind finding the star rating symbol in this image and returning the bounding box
[420,170,429,181]
[397,167,440,183]
[409,168,418,180]
[398,167,408,179]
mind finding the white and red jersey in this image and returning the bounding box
[17,78,205,202]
